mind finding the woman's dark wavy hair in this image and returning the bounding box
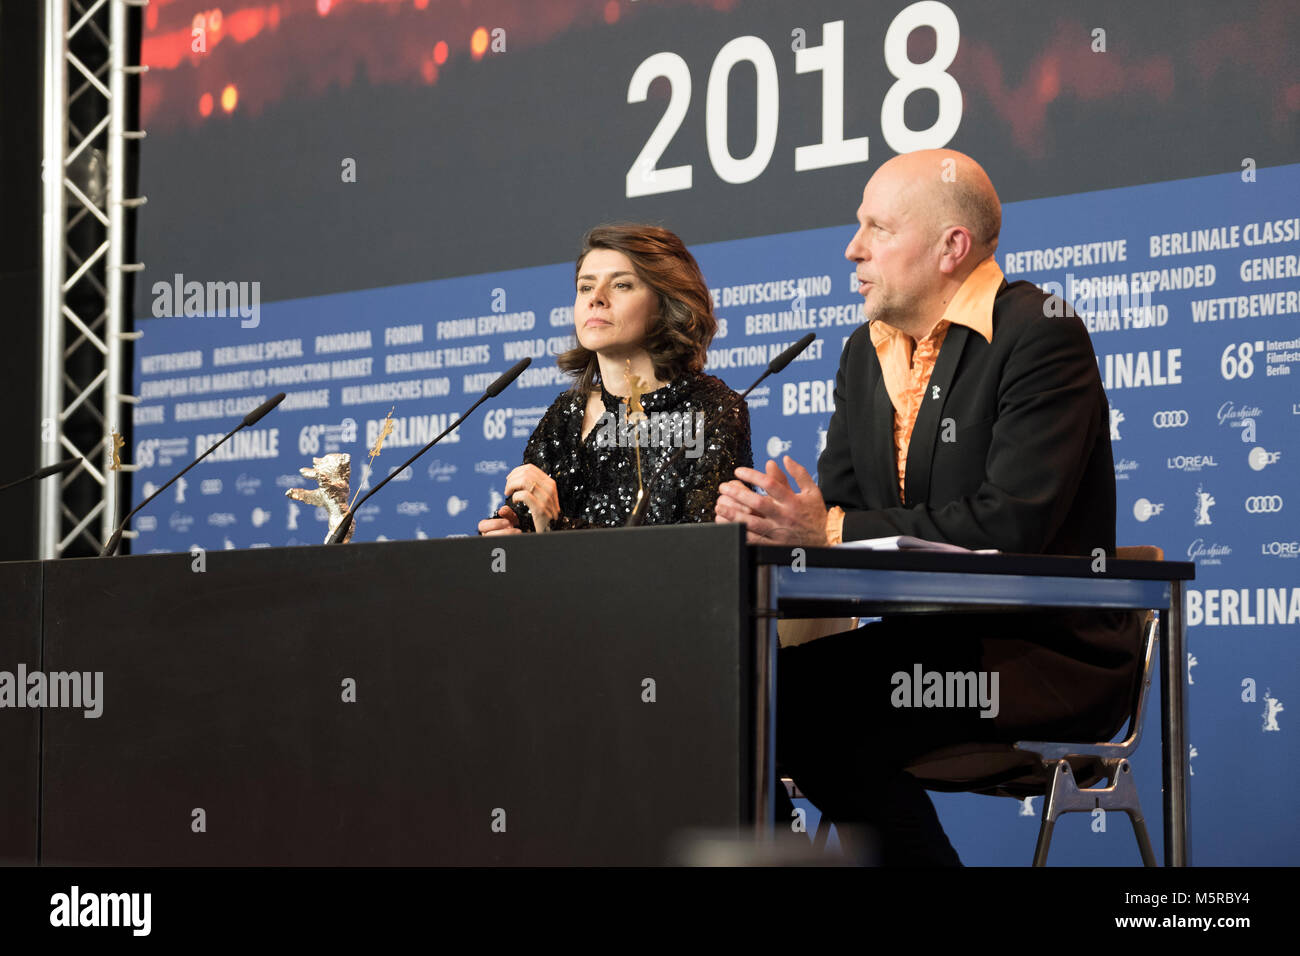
[559,224,717,393]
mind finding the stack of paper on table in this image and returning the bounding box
[839,535,999,554]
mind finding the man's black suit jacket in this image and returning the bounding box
[816,278,1141,741]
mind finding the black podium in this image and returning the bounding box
[5,525,1194,866]
[8,524,757,865]
[0,560,41,864]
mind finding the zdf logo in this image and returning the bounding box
[1248,446,1280,471]
[1244,495,1284,514]
[766,436,793,458]
[1152,410,1189,428]
[1133,498,1165,522]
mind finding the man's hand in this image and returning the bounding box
[714,455,830,546]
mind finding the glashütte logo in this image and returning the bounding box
[1244,495,1284,514]
[1133,498,1164,522]
[1187,538,1231,565]
[1261,541,1300,558]
[1152,409,1189,428]
[1114,458,1138,480]
[1217,401,1262,426]
[169,511,194,532]
[428,460,457,481]
[235,473,262,495]
[1248,446,1281,471]
[1166,453,1218,472]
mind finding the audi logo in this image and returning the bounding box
[1152,410,1190,428]
[1244,495,1284,514]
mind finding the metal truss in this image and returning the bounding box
[39,0,147,557]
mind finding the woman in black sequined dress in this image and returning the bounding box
[477,224,752,533]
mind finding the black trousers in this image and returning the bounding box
[773,611,1139,865]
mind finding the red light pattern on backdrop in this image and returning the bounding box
[141,0,1299,144]
[140,1,740,126]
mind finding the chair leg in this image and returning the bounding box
[812,818,831,852]
[1031,816,1056,867]
[1031,761,1073,866]
[1127,811,1158,867]
[1032,758,1158,866]
[1107,761,1158,867]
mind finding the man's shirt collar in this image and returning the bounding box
[868,256,1003,349]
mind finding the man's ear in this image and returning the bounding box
[937,226,974,275]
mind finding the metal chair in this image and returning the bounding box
[903,545,1163,865]
[789,546,1164,865]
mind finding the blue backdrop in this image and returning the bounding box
[131,162,1299,865]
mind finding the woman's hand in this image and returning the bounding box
[504,463,561,532]
[478,504,522,536]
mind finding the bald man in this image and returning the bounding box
[717,150,1140,864]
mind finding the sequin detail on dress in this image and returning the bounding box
[510,371,752,531]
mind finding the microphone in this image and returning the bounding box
[240,394,283,428]
[0,456,83,493]
[100,392,287,556]
[625,333,815,527]
[766,331,816,375]
[325,357,531,544]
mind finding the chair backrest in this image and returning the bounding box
[1112,545,1164,750]
[907,544,1168,789]
[1116,545,1164,562]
